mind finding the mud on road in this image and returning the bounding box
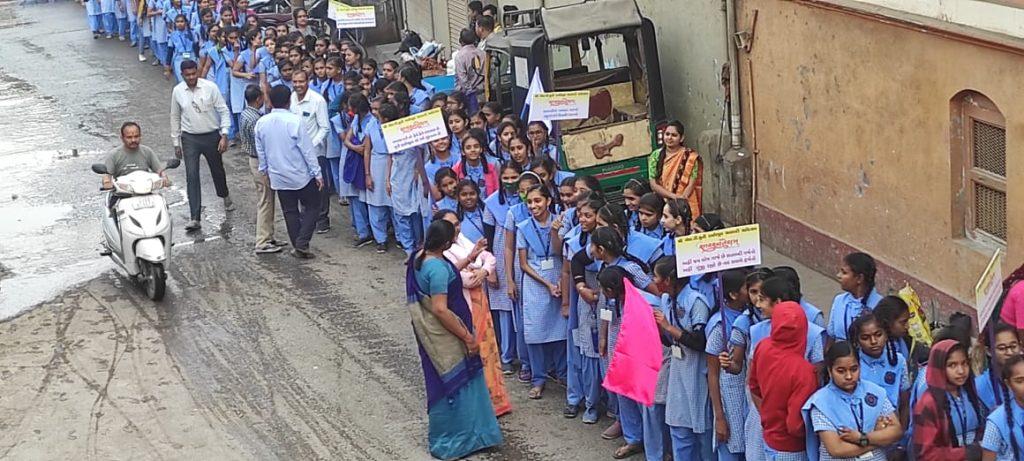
[0,2,626,459]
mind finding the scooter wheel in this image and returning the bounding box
[143,262,166,301]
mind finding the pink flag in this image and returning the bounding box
[602,277,663,407]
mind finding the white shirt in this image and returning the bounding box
[289,89,329,156]
[169,78,231,147]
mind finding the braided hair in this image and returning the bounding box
[653,120,686,181]
[591,226,650,274]
[844,252,877,308]
[457,128,492,178]
[664,198,692,236]
[636,192,665,232]
[847,312,900,367]
[623,178,651,231]
[576,196,607,248]
[454,179,484,222]
[597,202,631,243]
[1000,354,1024,458]
[744,267,775,322]
[874,295,911,368]
[597,265,635,315]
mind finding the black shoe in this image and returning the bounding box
[269,239,289,247]
[375,243,387,254]
[315,225,331,234]
[563,404,579,419]
[290,248,315,259]
[352,236,374,248]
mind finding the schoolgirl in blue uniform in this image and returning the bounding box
[828,252,883,341]
[339,93,374,247]
[849,312,911,424]
[705,268,750,461]
[100,0,117,38]
[386,119,429,256]
[483,162,524,372]
[654,256,712,461]
[425,136,461,198]
[596,202,662,270]
[114,0,129,40]
[455,129,499,197]
[659,198,692,257]
[516,184,566,400]
[168,15,195,83]
[634,193,665,239]
[491,121,517,163]
[447,110,470,157]
[327,91,350,205]
[86,0,103,38]
[322,57,346,115]
[507,134,534,172]
[976,323,1021,409]
[363,102,394,253]
[980,354,1024,461]
[622,178,651,232]
[591,235,656,459]
[432,168,459,213]
[527,121,558,160]
[397,66,432,114]
[203,26,235,115]
[563,195,605,423]
[774,266,827,328]
[151,0,172,71]
[455,180,486,244]
[802,341,904,461]
[505,172,542,384]
[912,339,986,458]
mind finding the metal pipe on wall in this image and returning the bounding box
[725,0,742,148]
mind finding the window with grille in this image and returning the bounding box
[959,92,1007,244]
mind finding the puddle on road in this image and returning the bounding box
[0,258,110,320]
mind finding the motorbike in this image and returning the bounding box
[91,159,181,301]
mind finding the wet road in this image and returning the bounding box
[0,2,627,459]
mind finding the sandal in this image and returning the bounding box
[517,370,532,384]
[528,385,543,399]
[613,443,643,459]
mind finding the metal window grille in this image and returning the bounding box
[972,119,1006,177]
[974,182,1007,241]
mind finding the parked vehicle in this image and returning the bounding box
[483,0,666,200]
[91,159,181,301]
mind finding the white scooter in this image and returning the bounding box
[91,159,180,301]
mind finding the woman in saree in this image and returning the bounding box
[436,210,513,417]
[648,120,703,220]
[407,219,503,459]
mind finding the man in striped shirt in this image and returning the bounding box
[240,84,284,254]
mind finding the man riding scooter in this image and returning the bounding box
[102,122,170,194]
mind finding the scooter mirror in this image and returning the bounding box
[91,163,109,175]
[165,158,182,169]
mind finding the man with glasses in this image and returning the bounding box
[170,59,233,231]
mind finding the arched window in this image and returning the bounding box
[951,90,1006,245]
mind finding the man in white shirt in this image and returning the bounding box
[288,70,331,234]
[170,59,233,232]
[255,85,324,259]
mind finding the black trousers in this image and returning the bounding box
[316,156,332,228]
[181,131,229,220]
[277,179,321,251]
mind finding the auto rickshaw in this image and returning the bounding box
[483,0,665,200]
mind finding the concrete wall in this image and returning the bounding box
[852,0,1024,39]
[738,0,1023,314]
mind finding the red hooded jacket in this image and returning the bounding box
[748,301,819,453]
[912,339,985,461]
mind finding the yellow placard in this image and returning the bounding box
[674,224,762,278]
[381,108,448,153]
[528,91,591,121]
[328,1,376,28]
[974,249,1004,331]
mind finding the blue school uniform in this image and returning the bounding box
[801,298,826,329]
[802,381,896,461]
[506,202,534,371]
[639,223,665,239]
[484,191,520,365]
[827,289,883,340]
[600,257,654,446]
[857,346,910,409]
[206,44,234,107]
[947,387,983,445]
[434,196,457,212]
[536,142,558,160]
[322,79,345,115]
[100,0,117,34]
[363,115,391,244]
[410,87,432,114]
[980,399,1024,461]
[231,47,261,115]
[168,29,194,82]
[565,225,603,420]
[460,208,485,243]
[705,305,747,456]
[516,214,567,387]
[977,368,1007,410]
[424,152,460,187]
[86,0,103,33]
[664,286,713,461]
[626,230,662,269]
[660,232,677,256]
[390,145,427,254]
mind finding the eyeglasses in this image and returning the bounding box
[995,343,1020,353]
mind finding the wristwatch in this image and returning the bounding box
[858,434,869,447]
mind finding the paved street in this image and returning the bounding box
[0,2,639,459]
[0,2,848,460]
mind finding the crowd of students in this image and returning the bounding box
[82,1,1024,459]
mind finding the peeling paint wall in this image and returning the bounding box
[739,0,1023,306]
